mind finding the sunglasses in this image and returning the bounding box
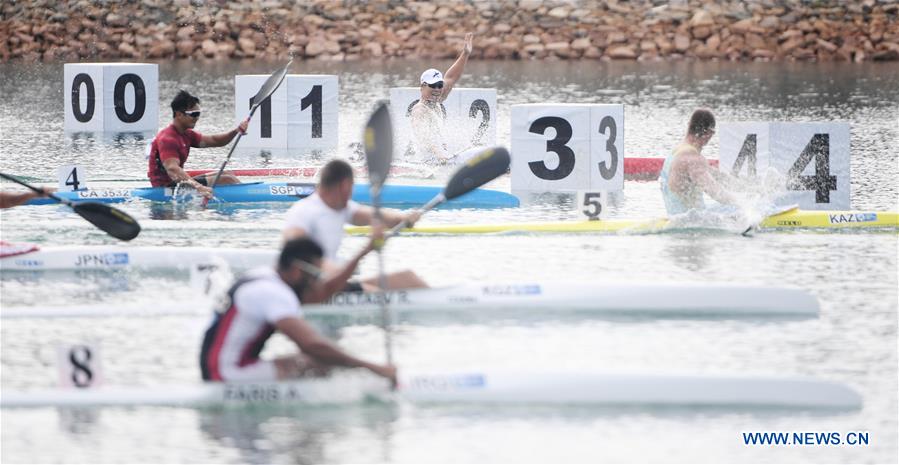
[182,110,201,119]
[424,81,444,89]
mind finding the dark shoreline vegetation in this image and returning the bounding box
[1,0,897,63]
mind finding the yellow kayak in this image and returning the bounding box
[346,210,898,235]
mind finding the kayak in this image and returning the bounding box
[180,158,714,181]
[0,245,277,271]
[0,370,860,409]
[22,182,520,209]
[346,210,899,235]
[0,281,819,319]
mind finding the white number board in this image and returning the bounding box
[57,342,103,389]
[719,122,849,209]
[389,87,496,157]
[56,165,89,191]
[576,191,608,220]
[510,103,624,193]
[235,74,338,149]
[64,63,159,132]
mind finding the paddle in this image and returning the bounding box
[362,102,395,368]
[0,172,141,241]
[202,59,292,207]
[387,146,512,237]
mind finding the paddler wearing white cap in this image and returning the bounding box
[409,32,474,164]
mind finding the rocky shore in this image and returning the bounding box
[2,0,898,63]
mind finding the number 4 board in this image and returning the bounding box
[719,122,849,210]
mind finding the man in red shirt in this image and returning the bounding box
[147,90,249,198]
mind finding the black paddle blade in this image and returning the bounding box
[363,102,394,190]
[444,147,511,200]
[72,202,141,241]
[250,59,292,113]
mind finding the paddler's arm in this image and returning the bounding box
[686,155,738,205]
[275,317,397,384]
[350,206,420,229]
[162,158,213,198]
[441,32,473,99]
[300,237,379,303]
[196,118,249,148]
[0,188,53,208]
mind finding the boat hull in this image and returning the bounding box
[23,182,519,209]
[346,210,899,235]
[0,371,861,409]
[0,281,819,319]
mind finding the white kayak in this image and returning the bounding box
[0,245,277,271]
[0,281,819,319]
[0,370,861,409]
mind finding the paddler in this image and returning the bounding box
[282,159,426,299]
[147,90,249,199]
[659,109,743,215]
[409,32,476,165]
[200,237,397,385]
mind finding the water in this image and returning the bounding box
[1,60,897,463]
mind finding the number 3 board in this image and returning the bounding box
[510,104,623,193]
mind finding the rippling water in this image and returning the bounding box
[1,60,897,463]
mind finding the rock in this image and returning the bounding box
[583,46,602,58]
[522,34,541,44]
[363,41,382,57]
[105,13,127,27]
[692,26,712,40]
[494,23,511,33]
[433,7,451,19]
[217,41,236,56]
[730,18,756,34]
[674,33,690,51]
[571,37,591,50]
[523,43,545,53]
[706,34,721,51]
[745,33,765,50]
[816,39,838,52]
[655,36,673,54]
[238,36,256,54]
[304,37,326,56]
[751,48,775,59]
[640,40,656,52]
[148,39,175,58]
[548,7,569,19]
[545,41,570,52]
[324,40,341,54]
[607,31,627,44]
[759,16,780,29]
[176,26,193,40]
[201,39,217,57]
[690,10,714,28]
[519,0,542,11]
[780,36,805,52]
[176,39,194,57]
[117,42,137,56]
[872,49,899,61]
[607,45,636,59]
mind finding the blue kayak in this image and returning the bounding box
[25,182,520,209]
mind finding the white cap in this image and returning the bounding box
[420,69,444,85]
